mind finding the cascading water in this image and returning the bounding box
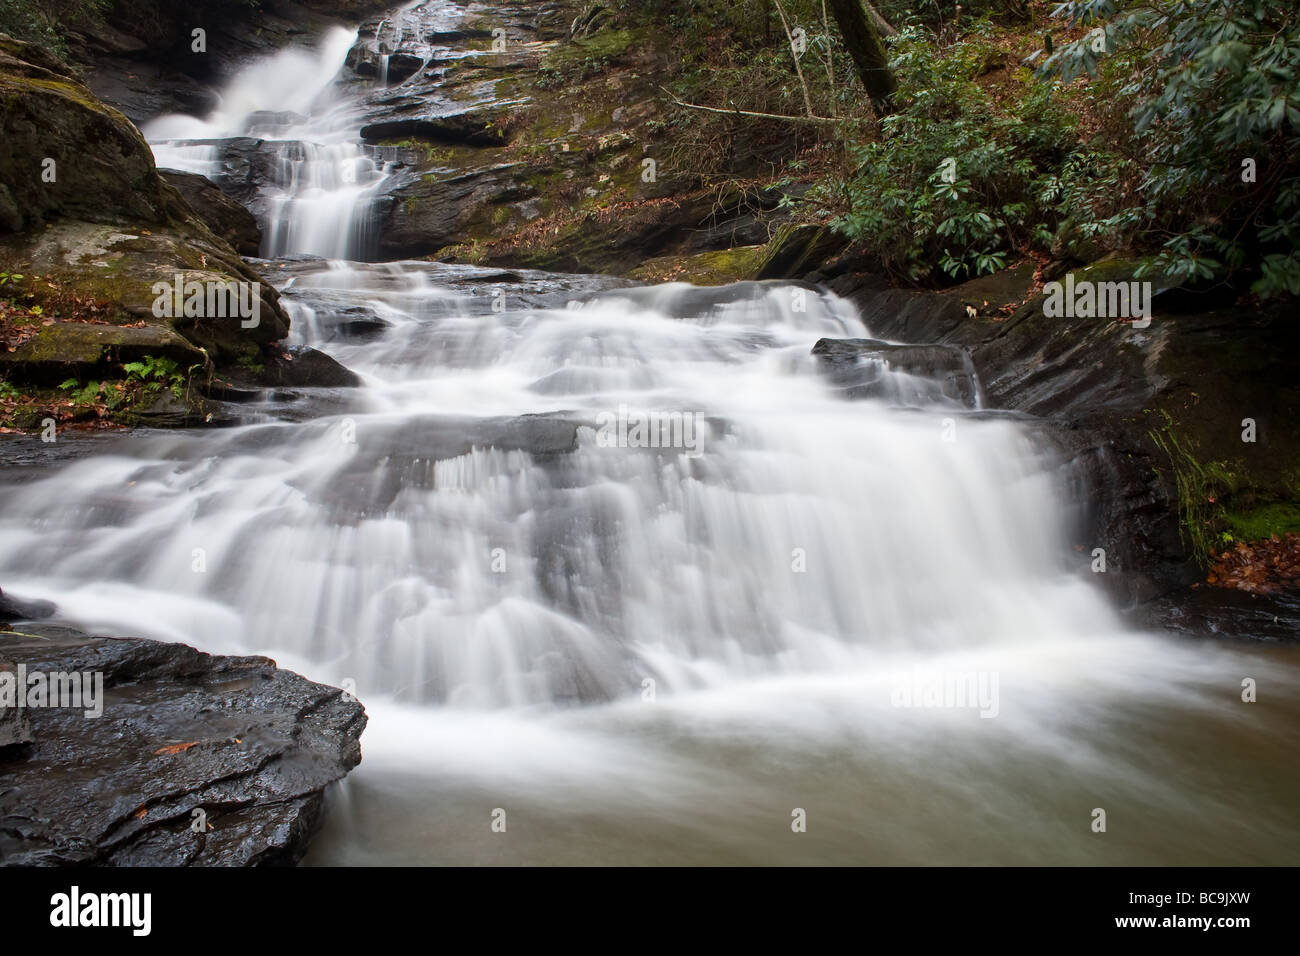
[3,9,1296,865]
[143,28,391,259]
[2,261,1297,864]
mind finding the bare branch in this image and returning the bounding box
[772,0,816,119]
[659,87,838,126]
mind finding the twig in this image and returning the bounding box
[773,0,816,119]
[821,0,838,117]
[659,86,838,125]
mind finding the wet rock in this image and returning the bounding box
[347,48,427,83]
[360,111,511,146]
[379,161,536,259]
[811,338,980,407]
[1133,587,1300,643]
[159,169,264,255]
[756,224,848,280]
[0,675,35,749]
[0,624,366,866]
[174,137,286,208]
[228,346,362,389]
[0,588,55,623]
[827,257,1300,605]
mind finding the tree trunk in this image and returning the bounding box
[825,0,897,111]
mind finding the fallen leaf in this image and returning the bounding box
[154,741,199,756]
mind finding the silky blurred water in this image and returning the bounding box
[1,261,1295,865]
[6,9,1293,864]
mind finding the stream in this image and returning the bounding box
[1,4,1296,865]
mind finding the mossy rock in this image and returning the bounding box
[0,30,292,398]
[1222,502,1300,543]
[3,220,291,360]
[0,321,207,386]
[755,224,847,280]
[626,245,768,285]
[0,32,182,232]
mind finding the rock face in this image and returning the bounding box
[0,588,55,623]
[822,257,1300,606]
[0,624,366,866]
[159,169,264,256]
[225,346,363,389]
[0,36,176,232]
[320,2,799,269]
[0,32,300,427]
[811,337,981,408]
[78,0,395,125]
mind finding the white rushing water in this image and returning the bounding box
[1,263,1297,864]
[144,27,391,259]
[4,10,1296,864]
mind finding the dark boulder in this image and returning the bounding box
[159,169,265,256]
[227,346,362,389]
[0,624,366,866]
[0,588,55,623]
[360,112,511,147]
[811,337,981,407]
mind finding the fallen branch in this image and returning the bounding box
[659,87,838,126]
[864,0,898,37]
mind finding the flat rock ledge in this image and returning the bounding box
[0,625,365,866]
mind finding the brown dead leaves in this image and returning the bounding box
[1206,534,1300,594]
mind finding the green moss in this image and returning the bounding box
[625,245,767,284]
[1,75,111,114]
[1221,503,1300,543]
[1148,410,1237,567]
[538,28,644,86]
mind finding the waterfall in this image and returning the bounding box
[1,260,1296,864]
[143,27,391,260]
[9,1,1293,864]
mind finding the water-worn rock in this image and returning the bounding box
[812,337,981,407]
[226,346,363,389]
[0,32,294,425]
[757,224,848,281]
[0,624,366,866]
[0,677,34,748]
[825,257,1300,606]
[0,588,56,623]
[159,169,264,255]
